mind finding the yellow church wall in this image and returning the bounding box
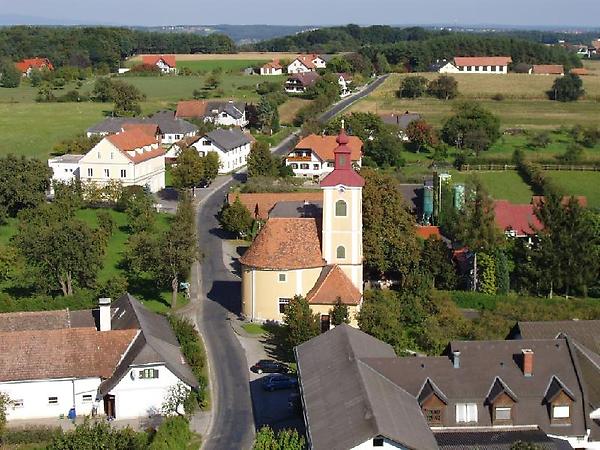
[241,266,323,322]
[309,303,359,327]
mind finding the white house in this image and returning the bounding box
[192,128,252,174]
[0,294,198,422]
[285,72,321,94]
[79,128,166,193]
[337,73,353,97]
[47,154,83,194]
[260,60,283,76]
[176,100,248,128]
[287,54,326,74]
[141,55,177,74]
[441,56,512,74]
[285,134,363,180]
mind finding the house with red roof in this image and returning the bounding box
[15,57,54,76]
[285,133,363,180]
[494,200,542,238]
[287,53,326,74]
[79,128,165,193]
[439,56,512,74]
[141,54,177,74]
[530,64,564,76]
[240,129,364,329]
[260,60,283,76]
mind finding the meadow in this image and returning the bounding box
[176,59,268,72]
[544,170,600,208]
[351,72,600,129]
[448,170,535,203]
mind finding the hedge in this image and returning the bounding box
[148,416,195,450]
[0,425,63,445]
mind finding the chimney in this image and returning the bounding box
[452,350,461,369]
[99,298,112,331]
[522,349,534,377]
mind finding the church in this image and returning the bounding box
[240,129,364,330]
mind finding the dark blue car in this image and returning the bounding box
[261,374,299,392]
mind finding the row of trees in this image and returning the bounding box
[0,26,235,71]
[398,75,459,100]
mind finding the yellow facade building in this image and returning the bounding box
[240,130,364,330]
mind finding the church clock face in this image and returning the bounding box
[338,186,346,193]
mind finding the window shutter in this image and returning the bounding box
[154,369,159,378]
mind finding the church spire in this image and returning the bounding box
[320,129,364,188]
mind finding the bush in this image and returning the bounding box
[1,426,63,445]
[547,74,584,102]
[427,75,458,100]
[47,420,148,450]
[168,316,208,409]
[148,416,193,450]
[491,93,505,101]
[397,76,428,98]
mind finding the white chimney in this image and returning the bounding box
[99,298,112,331]
[453,350,461,369]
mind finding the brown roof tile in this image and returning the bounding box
[0,328,137,382]
[227,192,323,220]
[240,217,325,270]
[306,265,361,305]
[454,56,512,67]
[571,68,589,76]
[106,129,158,152]
[176,100,208,118]
[142,54,176,67]
[294,134,362,162]
[121,123,160,136]
[532,64,564,75]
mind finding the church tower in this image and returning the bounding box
[320,129,364,293]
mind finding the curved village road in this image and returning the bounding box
[195,75,387,450]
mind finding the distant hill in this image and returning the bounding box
[0,14,95,26]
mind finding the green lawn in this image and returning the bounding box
[544,171,600,209]
[242,322,267,335]
[449,170,535,203]
[177,59,268,72]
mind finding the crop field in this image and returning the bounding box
[544,170,600,208]
[177,59,268,72]
[351,73,600,129]
[278,97,312,125]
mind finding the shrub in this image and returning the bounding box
[397,76,428,98]
[427,75,458,100]
[491,93,505,101]
[1,426,63,445]
[47,420,148,450]
[547,74,584,102]
[148,416,194,450]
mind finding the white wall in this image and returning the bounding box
[1,377,100,420]
[288,60,312,74]
[193,137,249,174]
[109,364,188,419]
[350,436,408,449]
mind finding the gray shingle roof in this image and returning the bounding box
[434,428,568,450]
[87,111,197,136]
[206,101,245,120]
[380,112,422,130]
[295,324,439,450]
[511,320,600,355]
[204,128,251,152]
[99,293,198,394]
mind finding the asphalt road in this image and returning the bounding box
[195,76,387,450]
[196,176,255,450]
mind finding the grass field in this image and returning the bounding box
[279,97,311,125]
[177,59,268,72]
[544,170,600,208]
[351,73,600,129]
[127,52,299,63]
[448,170,535,203]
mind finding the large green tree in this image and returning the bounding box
[0,59,21,88]
[0,155,52,216]
[420,236,457,290]
[13,205,105,296]
[172,147,205,191]
[427,75,458,100]
[282,295,320,351]
[325,112,385,143]
[397,75,428,98]
[125,189,156,234]
[218,197,254,238]
[253,426,306,450]
[110,80,145,117]
[441,101,500,152]
[548,74,584,102]
[362,168,420,285]
[247,141,278,178]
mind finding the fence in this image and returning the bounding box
[460,164,600,172]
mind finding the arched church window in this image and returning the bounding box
[335,200,347,217]
[336,246,346,259]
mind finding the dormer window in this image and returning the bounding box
[544,376,575,425]
[486,377,518,425]
[418,378,448,426]
[552,404,571,420]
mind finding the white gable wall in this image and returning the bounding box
[1,377,100,420]
[350,437,408,449]
[109,364,188,419]
[192,137,250,174]
[288,59,312,74]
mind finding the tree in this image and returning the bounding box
[110,80,145,116]
[375,53,391,74]
[247,141,278,178]
[397,76,428,98]
[0,60,21,88]
[559,143,584,163]
[511,442,543,450]
[91,77,114,102]
[201,152,220,185]
[157,193,197,309]
[13,204,105,296]
[0,155,52,216]
[330,298,350,326]
[52,134,102,155]
[420,236,456,290]
[454,178,503,253]
[363,129,405,167]
[405,119,436,153]
[126,189,156,234]
[362,168,421,285]
[161,382,191,416]
[0,392,9,436]
[282,295,320,351]
[172,147,205,191]
[253,426,306,450]
[427,75,458,100]
[218,196,254,238]
[257,96,279,134]
[477,252,497,294]
[205,74,221,90]
[325,112,385,143]
[441,101,500,152]
[528,131,551,149]
[548,73,584,102]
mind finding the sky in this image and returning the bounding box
[2,0,599,27]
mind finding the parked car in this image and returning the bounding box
[251,359,289,374]
[261,374,298,392]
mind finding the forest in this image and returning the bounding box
[0,26,236,70]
